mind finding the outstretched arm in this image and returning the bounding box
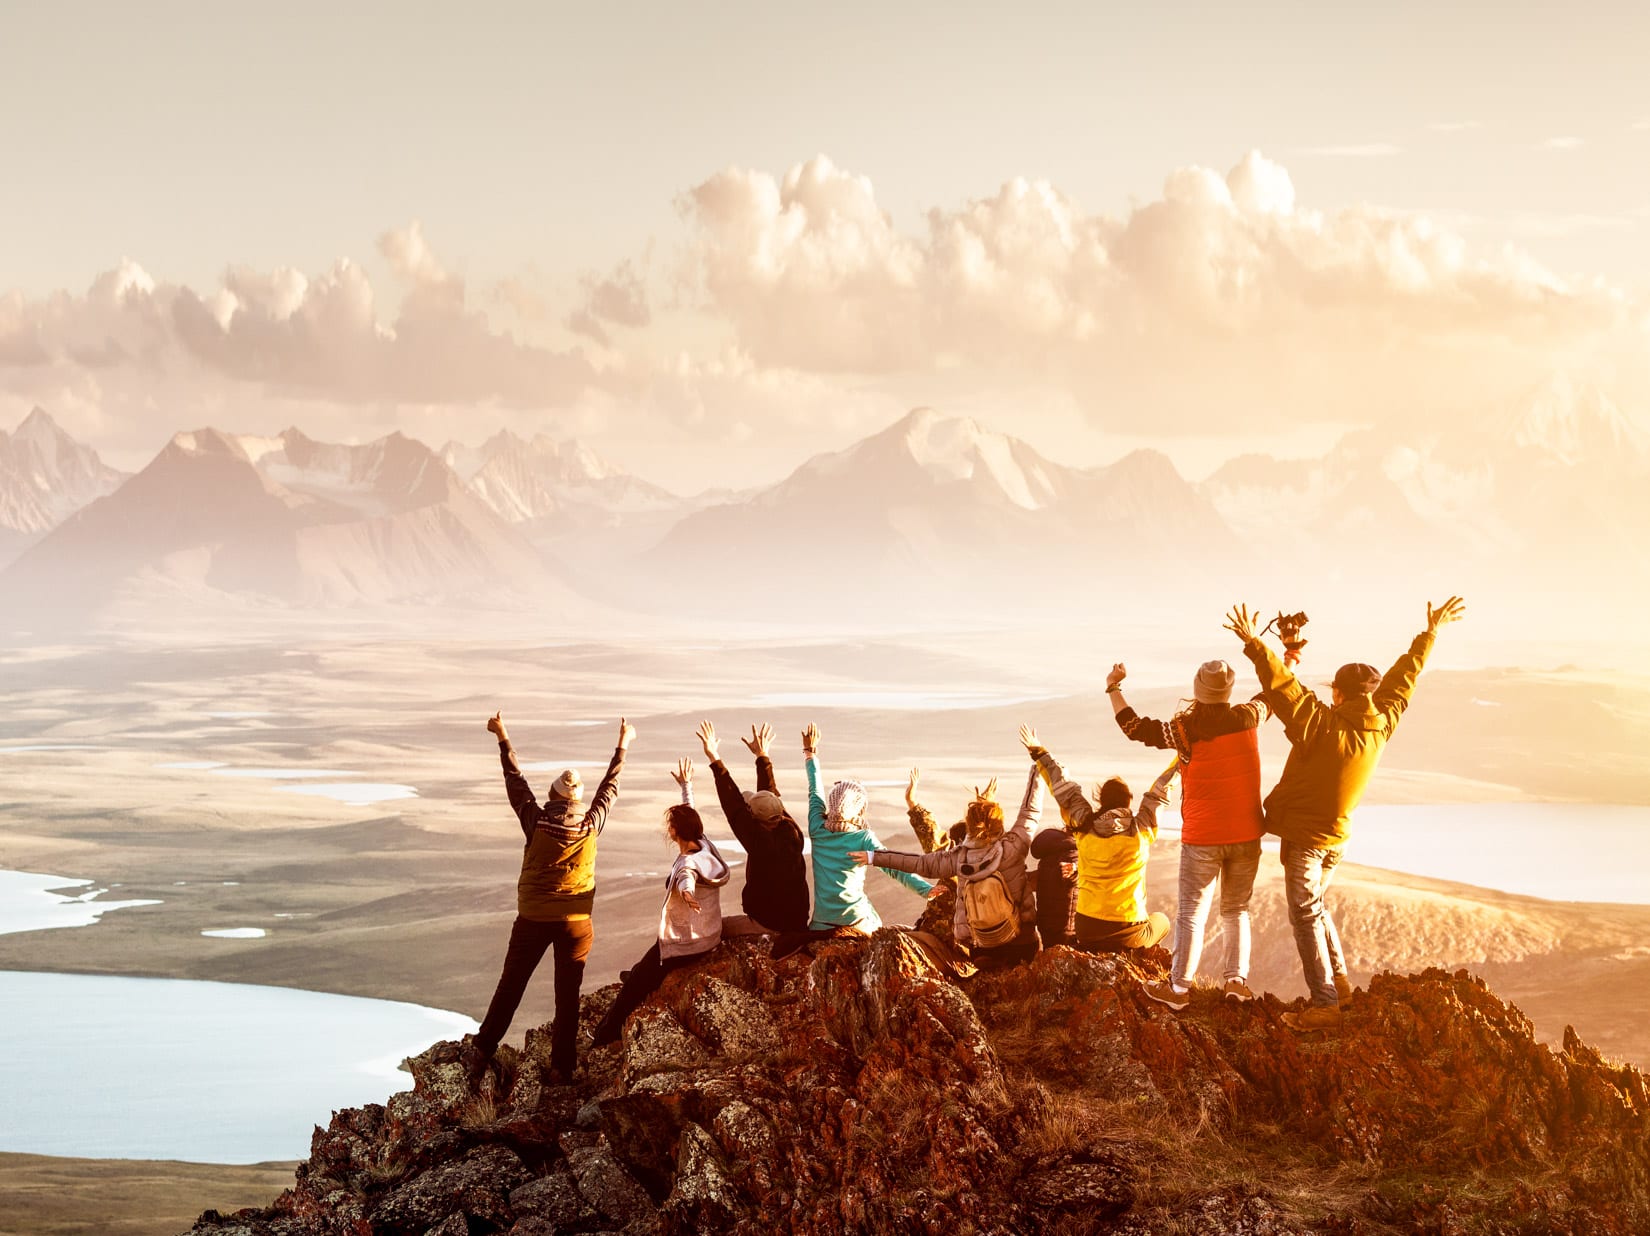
[868,833,936,896]
[489,712,538,837]
[1376,597,1462,728]
[858,843,961,881]
[1021,726,1094,833]
[584,717,635,835]
[1229,604,1325,747]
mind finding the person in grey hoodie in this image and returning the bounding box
[591,759,731,1045]
[851,763,1044,968]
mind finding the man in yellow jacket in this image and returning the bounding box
[1226,597,1466,1030]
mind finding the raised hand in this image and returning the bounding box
[1224,604,1259,644]
[1018,724,1039,752]
[669,757,693,788]
[1427,596,1467,632]
[847,850,872,866]
[905,768,920,809]
[802,722,821,754]
[486,711,507,740]
[1106,662,1127,690]
[695,720,719,762]
[742,723,774,757]
[618,717,636,750]
[975,776,998,802]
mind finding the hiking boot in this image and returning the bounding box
[1142,979,1191,1011]
[1223,978,1257,1002]
[1281,1006,1343,1032]
[1334,973,1354,1004]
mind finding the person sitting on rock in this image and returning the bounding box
[1225,596,1466,1032]
[468,713,632,1085]
[1109,658,1271,1010]
[850,762,1044,968]
[1020,725,1174,953]
[1030,821,1079,950]
[692,720,810,936]
[774,722,931,957]
[591,759,732,1046]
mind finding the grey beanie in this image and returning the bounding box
[1194,659,1235,704]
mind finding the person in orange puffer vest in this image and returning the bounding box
[1108,660,1272,1010]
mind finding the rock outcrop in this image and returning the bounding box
[185,920,1650,1235]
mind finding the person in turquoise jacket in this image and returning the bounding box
[801,722,933,931]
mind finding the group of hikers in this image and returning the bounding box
[465,597,1467,1083]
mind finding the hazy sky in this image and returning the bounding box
[3,2,1648,485]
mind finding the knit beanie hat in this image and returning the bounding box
[549,769,584,801]
[743,789,785,823]
[1194,659,1235,704]
[1333,663,1381,696]
[824,779,868,832]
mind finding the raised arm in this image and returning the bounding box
[1107,664,1178,751]
[1009,762,1043,840]
[1229,604,1325,748]
[802,723,828,839]
[741,724,780,795]
[1132,766,1177,843]
[489,712,538,838]
[1375,597,1461,729]
[903,767,950,853]
[583,717,635,834]
[1021,725,1095,833]
[669,757,695,808]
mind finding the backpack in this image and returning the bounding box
[959,867,1019,948]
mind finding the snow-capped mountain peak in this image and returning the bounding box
[1500,374,1648,465]
[0,408,129,550]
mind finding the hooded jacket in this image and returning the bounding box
[501,742,624,921]
[1030,747,1169,924]
[804,755,933,931]
[1244,630,1435,849]
[658,837,733,960]
[869,767,1043,947]
[708,756,810,931]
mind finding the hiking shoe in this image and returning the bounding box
[1281,1006,1343,1032]
[1334,973,1354,1004]
[1142,979,1191,1011]
[1223,978,1257,1002]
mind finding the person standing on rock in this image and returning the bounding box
[591,759,733,1046]
[1109,659,1270,1009]
[850,765,1044,967]
[692,720,811,936]
[790,722,933,946]
[468,713,633,1084]
[1226,596,1467,1031]
[1020,725,1175,953]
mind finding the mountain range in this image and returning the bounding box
[2,378,1646,626]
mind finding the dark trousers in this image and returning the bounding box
[476,915,593,1073]
[591,942,710,1044]
[966,923,1040,969]
[1074,910,1171,953]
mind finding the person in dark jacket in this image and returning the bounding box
[1029,825,1078,949]
[467,712,632,1084]
[1226,596,1466,1031]
[692,720,810,934]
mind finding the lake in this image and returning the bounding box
[0,970,475,1163]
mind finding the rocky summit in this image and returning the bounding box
[185,902,1649,1235]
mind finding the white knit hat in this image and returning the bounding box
[824,779,867,832]
[549,769,584,801]
[1194,659,1235,704]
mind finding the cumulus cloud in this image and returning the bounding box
[0,225,598,448]
[679,151,1640,433]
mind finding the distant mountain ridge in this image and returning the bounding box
[0,408,126,564]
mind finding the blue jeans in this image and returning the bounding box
[1172,840,1262,986]
[1281,841,1346,1007]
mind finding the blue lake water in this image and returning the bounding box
[0,970,475,1163]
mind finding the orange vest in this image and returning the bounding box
[1177,727,1264,846]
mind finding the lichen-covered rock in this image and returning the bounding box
[184,939,1650,1236]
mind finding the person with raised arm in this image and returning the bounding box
[1108,659,1270,1009]
[1020,725,1175,953]
[1226,596,1467,1031]
[793,722,933,944]
[693,720,810,935]
[590,758,732,1046]
[850,759,1044,968]
[466,713,632,1085]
